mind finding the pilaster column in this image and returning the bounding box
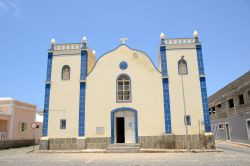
[194,31,211,132]
[42,39,55,137]
[78,37,88,137]
[160,33,172,134]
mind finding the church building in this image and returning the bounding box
[39,32,215,150]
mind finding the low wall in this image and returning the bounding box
[48,138,77,150]
[40,134,215,150]
[139,134,215,149]
[0,139,35,150]
[85,137,110,149]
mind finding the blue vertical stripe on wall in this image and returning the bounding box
[78,82,86,136]
[42,52,53,136]
[80,50,88,80]
[160,45,172,134]
[42,83,51,136]
[78,49,88,136]
[160,46,167,77]
[196,44,211,132]
[196,44,205,75]
[162,78,172,133]
[199,77,211,132]
[46,52,53,81]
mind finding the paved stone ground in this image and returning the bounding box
[0,142,249,166]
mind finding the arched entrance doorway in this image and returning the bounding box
[111,107,138,144]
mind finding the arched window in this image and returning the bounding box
[62,65,70,80]
[178,57,188,74]
[117,74,131,102]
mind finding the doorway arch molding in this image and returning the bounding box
[111,107,138,144]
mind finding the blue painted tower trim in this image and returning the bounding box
[80,50,88,80]
[42,52,53,136]
[199,77,211,132]
[160,45,172,134]
[196,44,205,75]
[162,78,172,133]
[160,46,168,77]
[42,83,51,136]
[78,82,86,136]
[196,43,211,132]
[78,49,88,136]
[110,107,138,144]
[46,52,53,81]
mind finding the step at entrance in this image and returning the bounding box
[106,143,140,153]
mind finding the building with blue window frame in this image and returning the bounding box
[39,32,215,150]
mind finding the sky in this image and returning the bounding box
[0,0,249,109]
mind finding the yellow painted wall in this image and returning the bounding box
[87,49,96,73]
[47,43,205,139]
[85,45,165,137]
[166,47,205,135]
[48,50,81,138]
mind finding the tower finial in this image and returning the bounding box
[193,31,199,43]
[50,38,56,45]
[82,36,87,43]
[193,31,199,39]
[160,33,166,39]
[160,32,166,45]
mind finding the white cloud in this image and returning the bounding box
[0,0,22,18]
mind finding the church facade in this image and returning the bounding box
[39,32,215,150]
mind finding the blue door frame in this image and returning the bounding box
[111,107,138,144]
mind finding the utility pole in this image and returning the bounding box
[180,56,190,150]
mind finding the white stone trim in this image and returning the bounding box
[245,118,250,140]
[0,104,37,112]
[166,38,195,45]
[14,105,36,112]
[218,123,224,130]
[40,136,49,140]
[53,44,82,51]
[224,122,231,140]
[205,132,213,136]
[8,101,14,139]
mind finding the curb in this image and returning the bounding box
[36,149,223,153]
[226,142,250,148]
[216,140,250,148]
[140,149,223,153]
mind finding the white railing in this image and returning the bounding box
[0,132,7,140]
[53,44,82,51]
[166,38,195,45]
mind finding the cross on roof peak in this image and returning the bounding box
[120,36,128,44]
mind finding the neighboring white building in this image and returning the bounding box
[40,32,214,150]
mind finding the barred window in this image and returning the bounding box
[117,74,131,102]
[178,58,188,74]
[62,65,70,80]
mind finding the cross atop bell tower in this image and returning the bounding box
[120,36,128,44]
